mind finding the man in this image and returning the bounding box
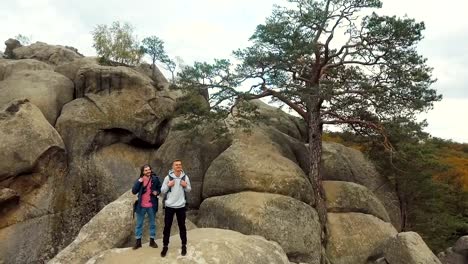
[160,159,192,257]
[131,164,161,250]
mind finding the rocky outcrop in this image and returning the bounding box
[0,99,69,263]
[11,41,83,65]
[439,251,467,264]
[197,191,321,263]
[372,232,442,264]
[4,38,21,58]
[87,228,291,264]
[49,190,134,264]
[0,40,418,264]
[73,64,155,97]
[248,100,307,141]
[326,212,398,264]
[322,141,401,229]
[0,99,65,180]
[48,58,180,262]
[453,236,468,256]
[202,127,314,204]
[323,180,391,222]
[0,67,74,124]
[91,143,156,198]
[55,67,176,160]
[49,189,196,264]
[0,59,52,80]
[438,236,468,264]
[135,62,169,90]
[0,40,185,263]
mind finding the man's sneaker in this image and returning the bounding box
[181,245,187,256]
[133,238,142,250]
[149,238,158,248]
[161,246,168,257]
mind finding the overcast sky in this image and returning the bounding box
[2,0,467,143]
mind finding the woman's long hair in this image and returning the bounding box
[140,164,152,177]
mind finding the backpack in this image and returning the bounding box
[162,175,189,209]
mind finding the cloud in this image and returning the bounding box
[419,98,468,143]
[1,0,467,143]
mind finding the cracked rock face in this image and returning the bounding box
[0,40,184,263]
[0,99,68,263]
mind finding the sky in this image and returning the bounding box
[1,0,467,143]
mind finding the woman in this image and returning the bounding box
[131,164,161,249]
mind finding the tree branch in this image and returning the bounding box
[321,113,392,150]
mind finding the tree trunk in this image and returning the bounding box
[151,58,156,80]
[308,102,329,264]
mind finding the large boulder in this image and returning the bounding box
[54,56,99,80]
[12,41,83,65]
[197,191,321,263]
[202,128,314,204]
[438,249,467,264]
[438,236,468,264]
[326,212,398,264]
[323,181,391,222]
[55,90,174,161]
[135,62,169,90]
[322,141,401,229]
[0,59,52,80]
[55,63,177,158]
[4,38,22,58]
[49,61,180,263]
[73,63,158,97]
[0,69,74,125]
[151,122,232,208]
[0,99,65,180]
[87,228,291,264]
[49,190,135,264]
[378,232,442,264]
[453,236,468,255]
[249,100,307,141]
[0,99,69,263]
[259,124,310,174]
[49,189,196,264]
[0,210,66,263]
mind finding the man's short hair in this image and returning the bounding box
[172,159,182,165]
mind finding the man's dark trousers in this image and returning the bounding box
[163,207,187,246]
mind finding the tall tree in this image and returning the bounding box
[92,21,144,65]
[141,36,176,82]
[177,1,441,262]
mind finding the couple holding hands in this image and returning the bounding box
[131,159,191,257]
